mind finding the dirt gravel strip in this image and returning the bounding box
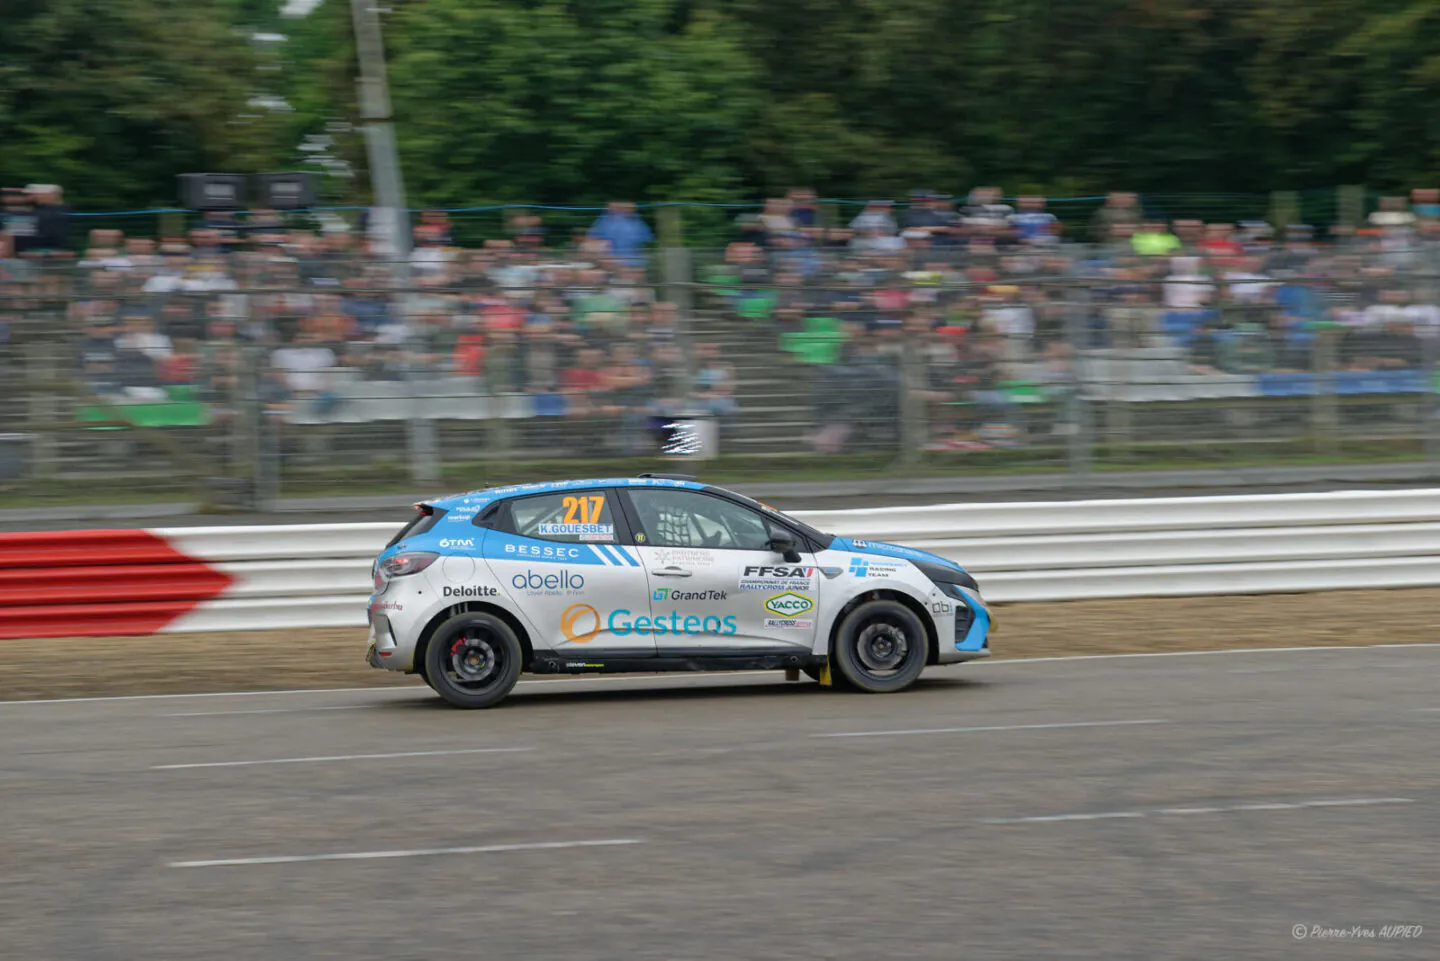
[3,588,1438,701]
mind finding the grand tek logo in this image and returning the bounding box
[764,592,814,617]
[653,588,728,601]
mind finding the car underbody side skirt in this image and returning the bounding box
[529,650,829,675]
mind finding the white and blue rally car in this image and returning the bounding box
[367,475,991,708]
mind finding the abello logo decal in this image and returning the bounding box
[443,585,498,598]
[438,538,475,549]
[512,569,585,591]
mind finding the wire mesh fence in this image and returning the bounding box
[1,228,1438,511]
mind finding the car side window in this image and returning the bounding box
[628,489,772,551]
[506,490,617,544]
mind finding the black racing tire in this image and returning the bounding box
[831,600,928,693]
[423,612,523,709]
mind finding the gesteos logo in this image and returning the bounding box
[764,592,814,617]
[560,603,602,643]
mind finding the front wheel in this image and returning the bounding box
[424,613,523,708]
[831,600,928,693]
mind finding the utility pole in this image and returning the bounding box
[351,0,441,486]
[350,0,411,269]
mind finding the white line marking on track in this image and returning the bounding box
[815,718,1169,739]
[979,643,1440,666]
[164,705,370,718]
[169,838,643,869]
[982,797,1414,825]
[4,643,1438,707]
[153,746,533,770]
[0,672,779,706]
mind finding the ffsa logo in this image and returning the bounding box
[742,565,814,578]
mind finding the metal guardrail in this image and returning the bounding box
[3,489,1428,637]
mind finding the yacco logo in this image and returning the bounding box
[653,588,728,601]
[560,604,602,643]
[512,569,585,592]
[438,538,475,549]
[764,592,814,617]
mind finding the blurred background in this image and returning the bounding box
[3,0,1440,513]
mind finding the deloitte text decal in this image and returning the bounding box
[560,604,738,641]
[443,585,499,598]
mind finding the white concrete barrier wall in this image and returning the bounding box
[156,489,1440,632]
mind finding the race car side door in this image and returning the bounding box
[482,487,656,656]
[619,487,819,652]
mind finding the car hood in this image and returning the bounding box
[831,536,970,575]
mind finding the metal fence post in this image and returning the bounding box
[404,323,441,488]
[1066,281,1094,479]
[899,336,923,466]
[24,342,59,480]
[1311,328,1338,454]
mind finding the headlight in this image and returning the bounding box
[378,552,439,579]
[915,560,979,593]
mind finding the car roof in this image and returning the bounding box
[425,476,707,510]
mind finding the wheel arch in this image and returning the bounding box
[413,602,535,676]
[826,588,939,666]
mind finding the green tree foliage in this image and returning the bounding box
[385,0,759,205]
[0,0,284,208]
[7,0,1440,211]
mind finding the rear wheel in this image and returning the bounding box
[423,613,523,709]
[831,600,928,693]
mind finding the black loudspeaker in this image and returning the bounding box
[256,172,317,210]
[179,173,247,210]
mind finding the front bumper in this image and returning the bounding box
[935,583,992,664]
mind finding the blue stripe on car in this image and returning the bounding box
[951,586,991,651]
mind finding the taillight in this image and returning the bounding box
[378,552,439,579]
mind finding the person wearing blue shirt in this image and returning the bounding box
[588,201,654,265]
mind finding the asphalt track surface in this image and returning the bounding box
[3,646,1437,960]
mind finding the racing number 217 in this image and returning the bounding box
[562,495,605,524]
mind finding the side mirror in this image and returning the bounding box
[768,528,801,563]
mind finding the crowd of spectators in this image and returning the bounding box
[3,182,1439,456]
[712,187,1440,451]
[0,195,732,454]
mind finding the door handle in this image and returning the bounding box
[650,567,693,577]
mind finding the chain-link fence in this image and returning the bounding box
[1,232,1438,511]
